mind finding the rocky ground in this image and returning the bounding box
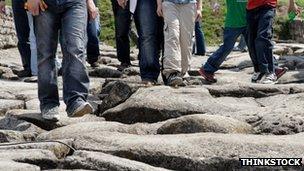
[0,43,304,170]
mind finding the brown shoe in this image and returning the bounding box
[198,67,217,83]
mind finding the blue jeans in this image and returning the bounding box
[87,0,100,64]
[35,0,89,114]
[194,21,206,55]
[112,0,162,81]
[204,27,247,73]
[247,6,276,74]
[12,0,31,72]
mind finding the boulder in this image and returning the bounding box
[102,86,259,124]
[89,66,122,78]
[0,99,24,116]
[98,81,138,114]
[0,149,59,169]
[39,131,304,171]
[6,110,105,131]
[62,151,169,171]
[157,114,254,134]
[0,130,35,143]
[0,160,40,171]
[0,116,45,133]
[38,121,163,140]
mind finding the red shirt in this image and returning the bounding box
[247,0,277,10]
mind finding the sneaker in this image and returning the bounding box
[41,106,60,122]
[68,102,93,117]
[251,72,262,83]
[17,69,32,78]
[167,72,184,87]
[275,67,288,80]
[198,67,217,83]
[260,73,277,84]
[117,63,131,72]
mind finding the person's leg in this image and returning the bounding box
[162,1,181,78]
[12,0,31,76]
[60,0,91,116]
[111,0,132,66]
[133,0,161,82]
[27,12,38,76]
[194,21,206,56]
[87,1,100,66]
[246,10,259,73]
[255,7,276,74]
[35,9,60,117]
[180,3,196,76]
[203,27,243,74]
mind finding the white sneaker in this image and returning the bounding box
[251,72,261,83]
[41,106,60,122]
[260,73,277,84]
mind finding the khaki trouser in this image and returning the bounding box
[162,1,196,78]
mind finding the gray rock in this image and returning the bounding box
[0,160,40,171]
[0,99,24,116]
[39,131,304,171]
[122,67,140,76]
[0,130,35,143]
[204,83,304,98]
[38,121,163,140]
[89,66,122,78]
[157,114,254,134]
[6,110,105,131]
[98,81,138,114]
[277,71,304,84]
[0,116,44,133]
[0,149,58,169]
[0,139,72,159]
[62,151,169,171]
[102,86,259,124]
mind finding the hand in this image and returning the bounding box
[195,9,202,22]
[87,0,99,20]
[0,1,5,14]
[39,0,48,12]
[157,4,163,17]
[27,0,41,16]
[117,0,127,9]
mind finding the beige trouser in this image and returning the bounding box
[162,1,196,78]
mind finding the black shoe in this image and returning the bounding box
[167,72,184,87]
[90,62,100,68]
[17,70,32,78]
[117,63,131,72]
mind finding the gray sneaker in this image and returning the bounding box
[167,72,184,87]
[68,102,93,118]
[251,72,262,83]
[41,106,60,122]
[260,73,277,84]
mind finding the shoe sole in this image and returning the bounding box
[70,103,93,118]
[198,69,217,83]
[168,78,184,87]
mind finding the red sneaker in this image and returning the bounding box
[198,67,217,83]
[275,67,288,80]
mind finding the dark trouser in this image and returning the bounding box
[193,21,206,55]
[87,0,100,64]
[111,0,132,65]
[12,0,31,72]
[204,27,247,73]
[35,0,89,114]
[247,6,276,74]
[112,0,162,81]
